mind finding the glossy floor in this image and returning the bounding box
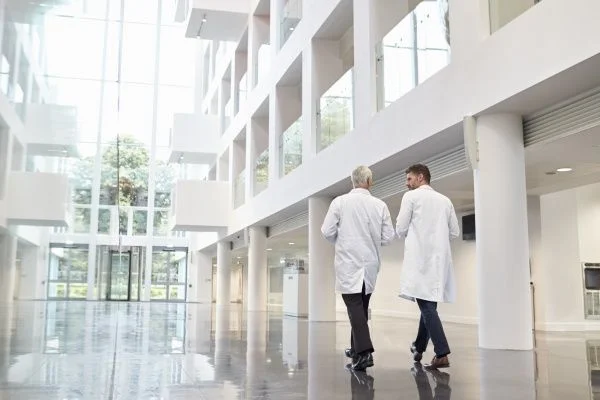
[0,301,599,399]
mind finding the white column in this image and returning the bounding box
[195,251,213,303]
[308,197,336,321]
[216,241,231,306]
[247,226,268,311]
[474,113,533,350]
[301,44,318,161]
[0,234,17,303]
[352,0,378,129]
[448,0,490,63]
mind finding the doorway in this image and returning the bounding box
[97,246,144,301]
[150,247,188,302]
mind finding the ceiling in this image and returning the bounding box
[314,0,354,40]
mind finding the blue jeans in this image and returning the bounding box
[414,299,450,357]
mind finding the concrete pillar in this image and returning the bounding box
[0,234,18,303]
[216,241,232,306]
[352,0,378,129]
[308,197,336,321]
[448,0,491,63]
[301,43,318,161]
[247,226,268,311]
[474,113,533,350]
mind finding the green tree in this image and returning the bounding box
[100,135,150,207]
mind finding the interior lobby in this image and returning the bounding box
[1,0,600,399]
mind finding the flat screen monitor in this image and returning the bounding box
[462,214,475,241]
[584,268,600,290]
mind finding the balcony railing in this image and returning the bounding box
[280,0,302,48]
[319,69,354,151]
[378,1,450,109]
[234,169,246,208]
[280,117,302,176]
[254,150,269,196]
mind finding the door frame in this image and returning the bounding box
[107,249,133,301]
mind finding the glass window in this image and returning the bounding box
[99,142,150,207]
[44,16,106,80]
[254,150,268,196]
[159,26,196,87]
[319,69,354,151]
[121,23,157,83]
[118,83,155,145]
[73,207,91,234]
[280,118,302,176]
[50,0,108,19]
[133,210,148,235]
[124,0,159,24]
[46,77,102,143]
[153,211,170,236]
[67,144,96,205]
[98,208,112,234]
[154,147,178,207]
[156,86,194,147]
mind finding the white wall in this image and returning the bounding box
[537,182,600,331]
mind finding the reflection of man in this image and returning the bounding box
[395,164,459,370]
[349,370,375,400]
[321,166,395,371]
[412,364,452,400]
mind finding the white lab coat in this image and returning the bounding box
[321,188,396,294]
[395,185,460,303]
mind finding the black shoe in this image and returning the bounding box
[345,348,356,359]
[351,353,374,371]
[410,343,423,362]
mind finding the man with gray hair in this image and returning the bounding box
[321,165,396,371]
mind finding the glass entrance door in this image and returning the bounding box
[150,247,188,301]
[108,251,131,300]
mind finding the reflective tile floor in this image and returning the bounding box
[1,301,600,399]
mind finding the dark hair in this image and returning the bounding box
[405,164,431,183]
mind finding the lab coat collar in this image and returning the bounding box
[418,185,433,191]
[350,188,371,195]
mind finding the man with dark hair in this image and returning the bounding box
[395,164,460,369]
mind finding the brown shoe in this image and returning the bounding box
[424,355,450,370]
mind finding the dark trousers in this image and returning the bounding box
[414,299,450,357]
[342,282,374,355]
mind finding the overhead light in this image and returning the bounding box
[556,167,573,172]
[237,256,241,259]
[65,240,74,245]
[266,248,272,251]
[288,242,295,245]
[289,27,295,31]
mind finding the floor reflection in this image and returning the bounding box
[411,363,451,400]
[0,301,600,399]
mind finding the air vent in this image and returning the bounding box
[269,211,309,237]
[523,86,600,147]
[371,145,468,200]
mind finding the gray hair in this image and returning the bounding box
[351,165,372,188]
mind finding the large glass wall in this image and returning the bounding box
[26,1,196,300]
